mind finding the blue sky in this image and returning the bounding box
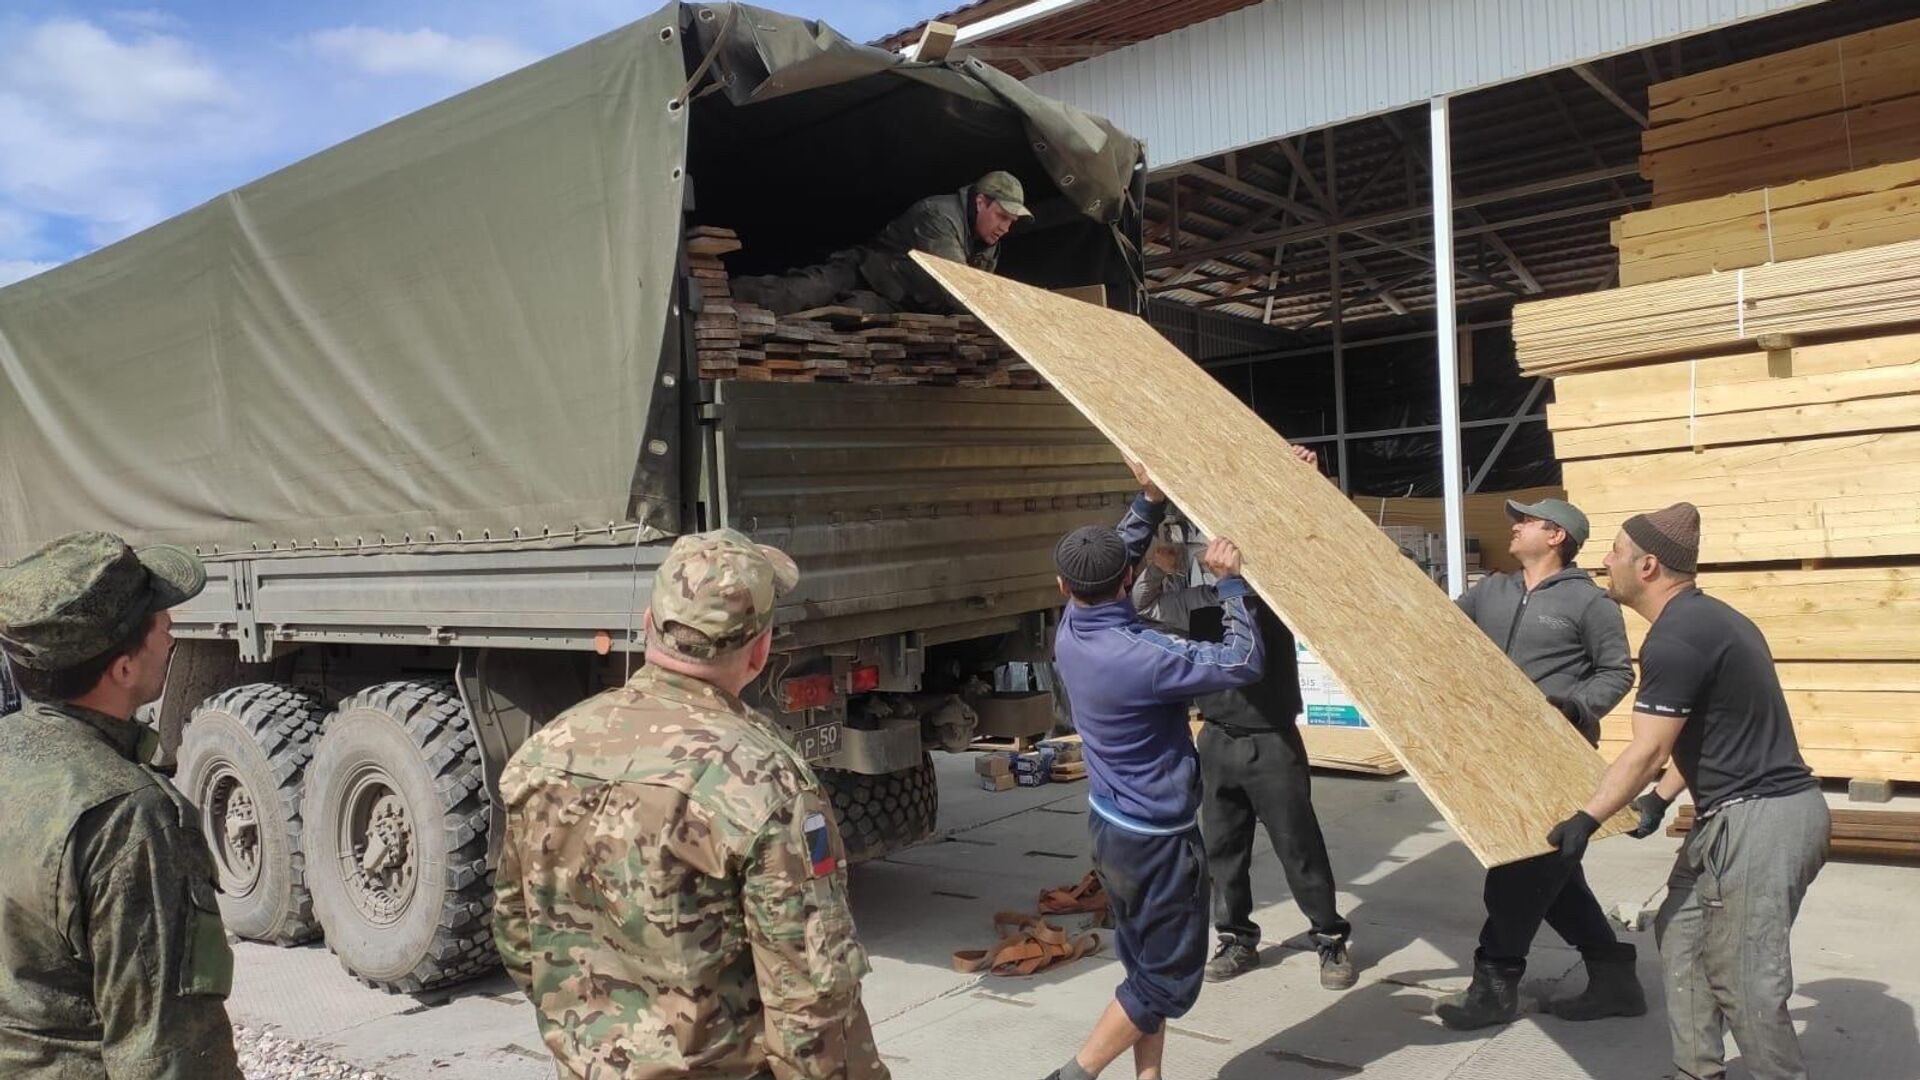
[0,0,949,285]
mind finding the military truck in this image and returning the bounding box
[0,3,1144,992]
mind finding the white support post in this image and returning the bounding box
[1430,96,1467,598]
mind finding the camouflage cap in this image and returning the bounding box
[0,531,206,670]
[648,528,799,660]
[972,170,1033,219]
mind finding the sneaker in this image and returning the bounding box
[1204,938,1260,982]
[1318,939,1357,990]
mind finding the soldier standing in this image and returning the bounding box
[494,528,889,1080]
[0,532,241,1079]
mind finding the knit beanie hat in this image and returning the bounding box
[1623,502,1701,574]
[1054,525,1129,595]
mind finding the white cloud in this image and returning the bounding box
[0,18,260,268]
[310,26,538,84]
[0,260,58,287]
[109,9,188,33]
[10,19,232,127]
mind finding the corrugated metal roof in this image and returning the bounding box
[1027,0,1828,168]
[1139,0,1920,330]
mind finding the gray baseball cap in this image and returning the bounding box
[1506,498,1590,546]
[972,171,1033,219]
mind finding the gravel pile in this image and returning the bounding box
[236,1024,395,1080]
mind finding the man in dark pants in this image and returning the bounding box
[1571,503,1828,1080]
[1435,497,1638,1030]
[1040,460,1265,1080]
[1133,448,1355,991]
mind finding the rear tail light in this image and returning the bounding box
[779,673,835,713]
[848,664,880,693]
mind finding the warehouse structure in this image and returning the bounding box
[884,0,1920,801]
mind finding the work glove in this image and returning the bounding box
[1628,791,1674,839]
[1546,810,1601,862]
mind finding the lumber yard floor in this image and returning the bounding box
[229,756,1920,1079]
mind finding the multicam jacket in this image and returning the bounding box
[494,667,888,1080]
[0,700,240,1079]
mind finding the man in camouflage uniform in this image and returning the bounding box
[0,532,242,1079]
[732,170,1031,315]
[494,528,889,1080]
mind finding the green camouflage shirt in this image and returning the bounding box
[0,700,240,1079]
[857,189,999,313]
[494,667,889,1080]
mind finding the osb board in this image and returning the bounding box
[1300,725,1404,777]
[915,252,1634,867]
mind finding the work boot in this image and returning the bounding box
[1205,937,1260,982]
[1433,950,1526,1030]
[1547,942,1648,1021]
[1318,938,1357,990]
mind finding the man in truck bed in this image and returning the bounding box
[733,170,1031,315]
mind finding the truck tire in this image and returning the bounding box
[818,754,938,865]
[304,681,495,993]
[176,684,327,945]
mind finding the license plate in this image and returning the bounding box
[794,722,843,763]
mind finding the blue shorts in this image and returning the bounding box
[1089,815,1210,1033]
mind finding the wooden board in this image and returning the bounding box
[1299,725,1404,776]
[1550,392,1920,459]
[913,252,1635,867]
[1614,161,1920,286]
[1565,429,1920,563]
[1619,567,1920,662]
[1669,804,1920,859]
[1548,334,1920,429]
[1648,19,1920,114]
[1514,235,1920,376]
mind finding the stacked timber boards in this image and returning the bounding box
[1541,331,1920,782]
[686,226,1043,388]
[916,251,1635,868]
[1613,160,1920,287]
[1513,234,1920,376]
[1640,17,1920,206]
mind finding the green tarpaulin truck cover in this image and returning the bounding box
[0,3,1142,563]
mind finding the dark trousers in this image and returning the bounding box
[1197,723,1350,948]
[1089,815,1210,1034]
[1478,851,1618,963]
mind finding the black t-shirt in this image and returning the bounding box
[1633,588,1816,812]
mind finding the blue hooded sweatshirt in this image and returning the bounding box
[1054,495,1266,832]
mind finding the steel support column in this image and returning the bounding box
[1431,96,1467,597]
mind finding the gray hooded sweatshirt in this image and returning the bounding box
[1455,565,1633,745]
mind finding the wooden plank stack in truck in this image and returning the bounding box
[0,2,1147,993]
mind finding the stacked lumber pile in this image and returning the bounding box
[1671,804,1920,861]
[687,226,1043,388]
[1513,235,1920,376]
[1639,17,1920,207]
[1299,727,1402,777]
[1523,28,1920,790]
[1613,160,1920,286]
[1524,274,1920,782]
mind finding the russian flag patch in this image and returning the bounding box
[804,812,838,877]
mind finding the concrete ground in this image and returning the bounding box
[229,756,1920,1079]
